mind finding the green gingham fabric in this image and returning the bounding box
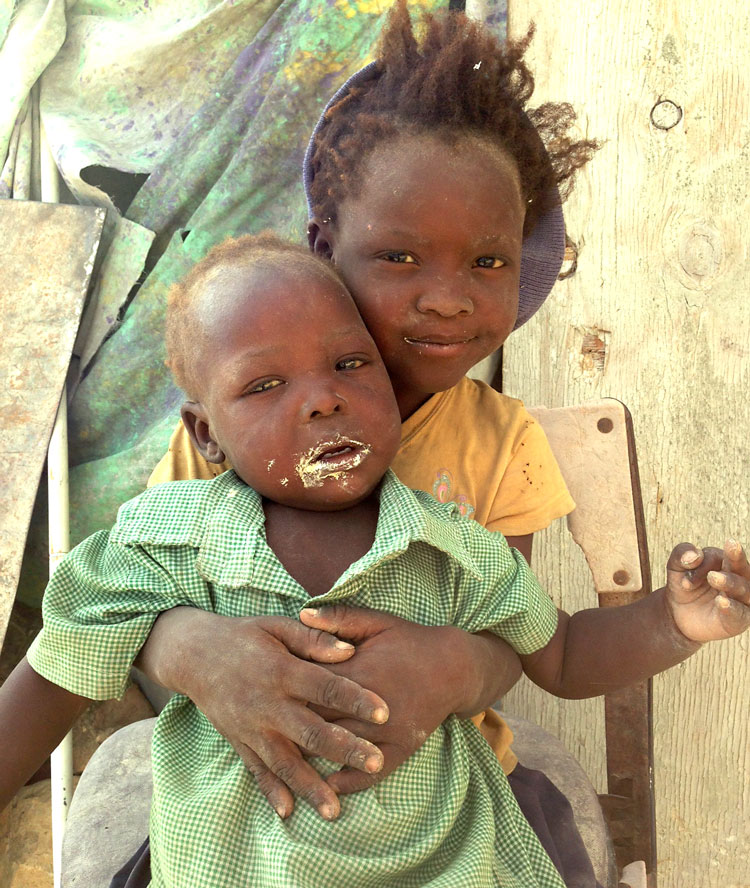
[28,469,563,888]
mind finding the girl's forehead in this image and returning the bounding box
[337,131,525,239]
[356,131,521,202]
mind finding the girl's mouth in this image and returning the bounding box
[404,336,475,353]
[295,437,370,487]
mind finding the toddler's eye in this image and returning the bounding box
[246,378,283,394]
[337,357,365,371]
[382,251,416,264]
[475,256,505,269]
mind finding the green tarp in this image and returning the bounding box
[2,0,507,604]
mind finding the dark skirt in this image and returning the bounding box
[110,764,603,888]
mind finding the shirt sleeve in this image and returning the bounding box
[486,408,575,537]
[148,420,231,487]
[27,530,195,701]
[450,524,558,656]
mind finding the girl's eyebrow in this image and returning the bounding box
[364,225,518,249]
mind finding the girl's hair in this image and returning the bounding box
[166,233,343,397]
[308,1,598,236]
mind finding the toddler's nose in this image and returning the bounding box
[302,382,346,420]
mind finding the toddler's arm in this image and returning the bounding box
[521,541,750,698]
[0,658,90,811]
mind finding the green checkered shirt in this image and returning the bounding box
[29,470,563,888]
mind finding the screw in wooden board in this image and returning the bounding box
[650,100,683,130]
[613,569,630,586]
[597,417,614,434]
[559,236,579,280]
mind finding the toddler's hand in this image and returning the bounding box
[666,540,750,643]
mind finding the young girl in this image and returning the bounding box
[129,5,610,885]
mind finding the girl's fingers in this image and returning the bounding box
[707,570,750,606]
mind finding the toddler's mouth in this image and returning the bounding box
[295,437,370,487]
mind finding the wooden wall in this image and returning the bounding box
[501,2,750,886]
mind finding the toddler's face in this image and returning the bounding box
[321,133,525,418]
[184,261,402,510]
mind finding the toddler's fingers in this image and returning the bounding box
[713,593,750,636]
[707,570,750,606]
[668,544,722,586]
[722,539,750,579]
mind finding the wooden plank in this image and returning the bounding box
[0,200,105,651]
[503,2,750,885]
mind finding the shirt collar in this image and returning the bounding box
[195,470,483,589]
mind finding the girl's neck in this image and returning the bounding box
[396,389,432,421]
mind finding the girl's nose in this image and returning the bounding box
[415,275,474,317]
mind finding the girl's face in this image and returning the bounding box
[316,133,525,419]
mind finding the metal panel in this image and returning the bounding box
[0,200,105,651]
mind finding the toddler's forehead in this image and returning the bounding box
[197,258,362,336]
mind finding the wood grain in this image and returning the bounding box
[503,2,750,885]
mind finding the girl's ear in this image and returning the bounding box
[180,402,226,464]
[307,218,335,260]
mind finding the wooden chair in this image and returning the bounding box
[511,399,656,888]
[61,398,655,888]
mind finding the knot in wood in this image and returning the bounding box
[650,100,683,130]
[678,223,723,285]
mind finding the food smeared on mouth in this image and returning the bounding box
[295,436,370,488]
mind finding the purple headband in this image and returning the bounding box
[302,62,565,330]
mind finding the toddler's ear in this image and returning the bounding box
[180,402,226,464]
[307,219,334,260]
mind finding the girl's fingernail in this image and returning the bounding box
[334,640,354,650]
[372,706,389,724]
[274,803,289,819]
[364,754,383,773]
[727,538,740,552]
[320,803,338,821]
[300,608,319,617]
[681,551,700,567]
[708,571,725,587]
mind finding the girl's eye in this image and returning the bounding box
[475,256,505,269]
[381,251,416,264]
[246,379,283,394]
[337,357,365,371]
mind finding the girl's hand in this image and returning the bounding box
[299,606,521,794]
[137,609,389,820]
[666,541,750,643]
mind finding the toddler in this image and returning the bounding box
[2,234,748,888]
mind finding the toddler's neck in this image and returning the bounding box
[263,494,381,598]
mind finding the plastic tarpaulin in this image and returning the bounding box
[2,0,507,603]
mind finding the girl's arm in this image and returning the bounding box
[521,541,750,698]
[135,608,392,820]
[0,658,90,812]
[135,599,523,813]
